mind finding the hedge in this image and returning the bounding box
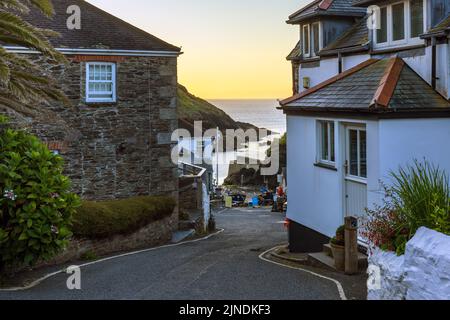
[72,196,176,239]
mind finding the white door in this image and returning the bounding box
[344,126,368,221]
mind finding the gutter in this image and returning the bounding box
[3,46,183,57]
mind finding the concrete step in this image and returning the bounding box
[309,250,368,272]
[323,244,333,257]
[308,252,337,271]
[171,229,195,244]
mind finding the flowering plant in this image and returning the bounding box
[0,119,80,271]
[363,160,450,256]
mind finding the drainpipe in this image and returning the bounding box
[338,52,343,74]
[431,37,437,90]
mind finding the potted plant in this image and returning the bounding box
[330,225,345,271]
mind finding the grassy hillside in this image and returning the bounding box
[178,84,259,135]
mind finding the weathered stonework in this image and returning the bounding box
[3,54,179,214]
[33,216,174,269]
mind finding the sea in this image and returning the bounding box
[209,99,287,135]
[207,99,286,185]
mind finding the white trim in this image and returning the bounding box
[3,46,181,57]
[86,62,117,103]
[373,0,426,50]
[317,120,336,166]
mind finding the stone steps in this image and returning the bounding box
[308,244,369,272]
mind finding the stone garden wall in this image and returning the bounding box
[36,216,174,269]
[368,227,450,300]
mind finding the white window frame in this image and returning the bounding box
[86,62,117,103]
[311,21,322,57]
[345,126,367,183]
[317,120,336,166]
[303,24,311,58]
[373,0,426,50]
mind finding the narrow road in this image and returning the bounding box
[0,208,341,300]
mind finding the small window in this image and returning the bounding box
[312,22,321,56]
[86,62,116,103]
[376,7,388,44]
[410,0,424,38]
[318,121,335,165]
[392,3,405,41]
[303,24,310,57]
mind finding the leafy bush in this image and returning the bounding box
[0,118,80,270]
[364,160,450,255]
[72,196,176,239]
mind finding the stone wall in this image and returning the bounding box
[368,227,450,300]
[1,54,179,211]
[37,216,174,268]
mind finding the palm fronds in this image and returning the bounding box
[0,0,68,115]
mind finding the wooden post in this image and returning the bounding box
[345,216,359,275]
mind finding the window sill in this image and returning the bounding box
[314,162,338,172]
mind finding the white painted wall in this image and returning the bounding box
[368,228,450,300]
[299,58,338,93]
[376,118,450,193]
[286,115,343,237]
[298,54,372,94]
[287,116,450,238]
[342,54,371,71]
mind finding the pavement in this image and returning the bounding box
[0,207,356,300]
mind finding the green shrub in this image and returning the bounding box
[72,196,176,239]
[364,160,450,255]
[0,118,80,270]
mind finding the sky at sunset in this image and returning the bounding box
[87,0,308,99]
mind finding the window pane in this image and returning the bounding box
[360,131,367,178]
[321,123,329,161]
[377,7,388,43]
[304,26,310,54]
[392,3,405,41]
[312,23,320,56]
[410,0,424,38]
[349,130,358,176]
[330,123,335,162]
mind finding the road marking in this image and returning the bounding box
[259,246,348,301]
[0,229,225,292]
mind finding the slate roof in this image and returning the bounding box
[421,15,450,38]
[280,58,450,114]
[287,0,366,24]
[9,0,180,52]
[287,41,302,61]
[320,16,369,55]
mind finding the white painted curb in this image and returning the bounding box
[0,229,225,292]
[259,246,348,301]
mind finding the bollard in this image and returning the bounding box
[345,216,359,275]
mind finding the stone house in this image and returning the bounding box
[2,0,182,205]
[281,0,450,252]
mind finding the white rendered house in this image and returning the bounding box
[282,0,450,252]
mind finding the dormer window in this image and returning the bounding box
[303,24,310,57]
[410,0,424,38]
[392,2,406,41]
[374,0,425,49]
[312,22,322,56]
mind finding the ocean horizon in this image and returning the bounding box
[208,99,286,136]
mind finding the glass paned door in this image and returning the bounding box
[346,127,367,180]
